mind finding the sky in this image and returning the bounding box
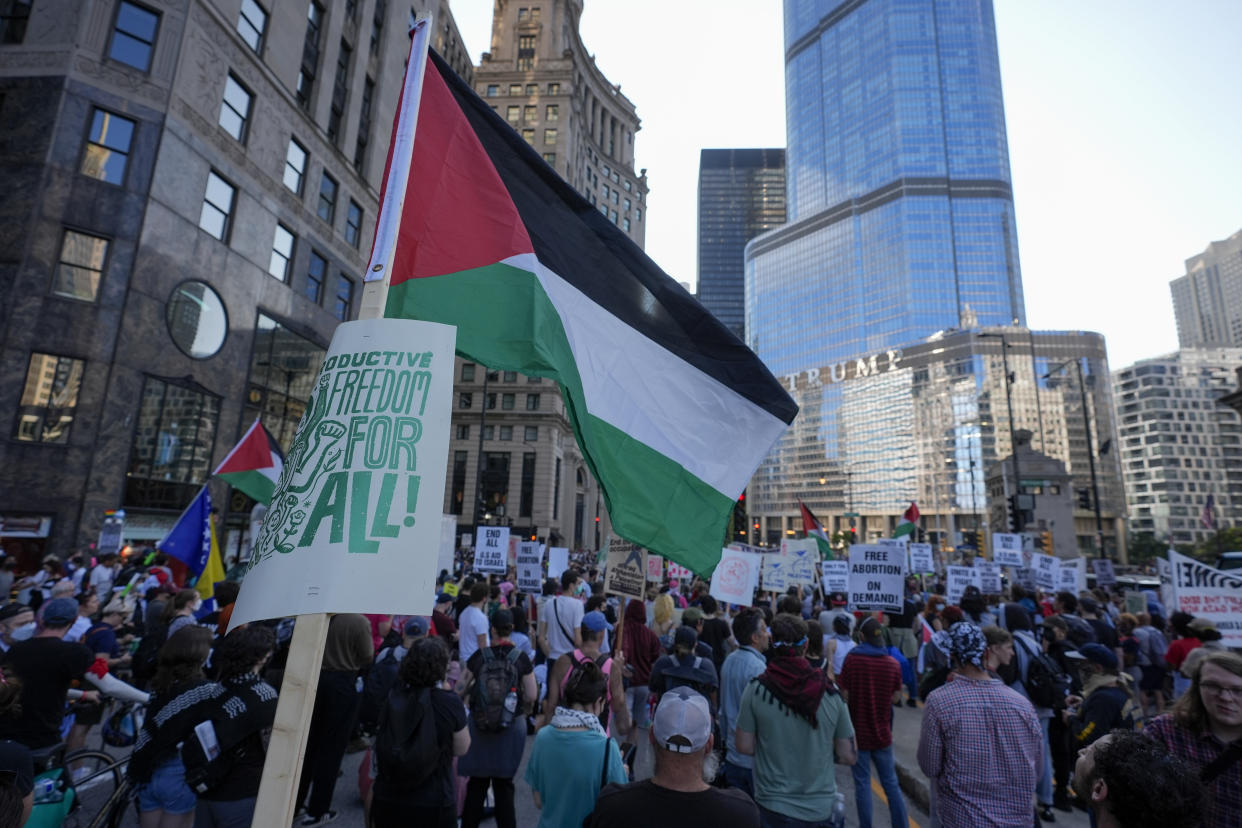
[446,0,1242,370]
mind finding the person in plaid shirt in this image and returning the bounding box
[1144,650,1242,828]
[917,622,1042,828]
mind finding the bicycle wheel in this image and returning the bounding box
[62,749,123,828]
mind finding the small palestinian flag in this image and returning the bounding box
[369,44,796,573]
[799,500,833,559]
[213,419,284,505]
[893,502,920,539]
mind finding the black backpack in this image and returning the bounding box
[359,647,402,734]
[1018,635,1071,710]
[374,686,442,791]
[470,647,523,732]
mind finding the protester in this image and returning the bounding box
[649,626,719,708]
[1164,612,1201,698]
[1179,618,1226,680]
[458,582,491,664]
[1071,643,1139,749]
[128,626,221,828]
[429,592,458,643]
[1144,650,1242,828]
[651,593,675,649]
[371,637,469,828]
[542,612,630,735]
[0,604,34,654]
[621,598,663,739]
[455,609,537,828]
[717,607,769,796]
[1073,730,1203,828]
[539,571,585,663]
[524,660,627,827]
[584,688,760,827]
[828,612,856,677]
[697,596,733,674]
[0,665,32,828]
[1133,612,1169,715]
[735,612,856,828]
[1077,597,1118,663]
[917,622,1043,828]
[838,617,907,828]
[1004,602,1063,821]
[163,589,202,639]
[1052,592,1096,647]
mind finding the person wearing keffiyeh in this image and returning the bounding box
[735,613,856,826]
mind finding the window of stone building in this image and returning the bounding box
[80,108,135,186]
[355,76,374,172]
[524,105,536,121]
[237,0,267,53]
[544,128,557,146]
[518,7,529,21]
[547,82,559,95]
[317,172,337,224]
[462,363,476,382]
[109,1,159,72]
[243,313,326,448]
[503,371,517,382]
[509,84,522,96]
[450,450,467,514]
[284,138,307,194]
[545,104,558,121]
[345,200,363,248]
[500,426,513,441]
[517,35,535,70]
[297,2,324,110]
[305,249,326,304]
[483,425,494,440]
[460,392,473,409]
[502,393,515,410]
[53,229,109,301]
[524,426,538,442]
[219,73,253,142]
[521,129,534,144]
[520,452,535,517]
[542,152,555,165]
[13,353,84,443]
[327,39,351,145]
[507,105,520,123]
[167,280,227,359]
[333,273,353,321]
[199,171,236,241]
[486,84,499,97]
[1,0,33,43]
[269,224,295,281]
[456,425,469,440]
[125,375,220,509]
[526,394,540,411]
[526,83,537,95]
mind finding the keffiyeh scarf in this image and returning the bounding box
[931,621,987,669]
[551,706,606,735]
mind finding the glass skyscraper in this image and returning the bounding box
[697,149,786,341]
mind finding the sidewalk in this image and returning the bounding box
[888,702,1091,828]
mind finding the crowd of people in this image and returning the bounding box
[0,544,1235,828]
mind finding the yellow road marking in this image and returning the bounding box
[869,772,922,828]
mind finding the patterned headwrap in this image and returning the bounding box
[931,621,987,669]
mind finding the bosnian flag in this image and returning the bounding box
[213,419,284,505]
[158,486,212,579]
[368,33,796,573]
[799,500,833,559]
[893,502,920,538]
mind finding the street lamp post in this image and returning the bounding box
[979,331,1022,531]
[1044,358,1106,558]
[473,366,489,529]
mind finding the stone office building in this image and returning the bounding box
[0,0,474,564]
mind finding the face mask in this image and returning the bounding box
[11,622,35,641]
[575,582,587,596]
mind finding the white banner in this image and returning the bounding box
[547,547,569,580]
[782,538,818,586]
[992,533,1024,567]
[822,560,849,594]
[231,319,455,627]
[1057,558,1084,593]
[516,542,544,592]
[761,551,791,592]
[710,546,760,607]
[1156,554,1177,615]
[474,526,510,573]
[908,543,934,574]
[438,514,457,577]
[1090,558,1116,587]
[946,565,980,604]
[975,561,1002,595]
[1032,552,1060,591]
[848,544,905,612]
[1168,550,1242,647]
[603,537,647,600]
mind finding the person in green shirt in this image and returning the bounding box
[736,613,856,827]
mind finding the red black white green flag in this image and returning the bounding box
[799,500,833,559]
[366,42,797,574]
[894,502,920,539]
[213,419,284,505]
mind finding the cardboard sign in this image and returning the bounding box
[1057,558,1084,593]
[646,554,664,582]
[975,561,1002,595]
[709,546,760,607]
[603,537,646,600]
[782,538,818,586]
[848,544,905,612]
[761,551,791,592]
[516,542,544,592]
[230,318,455,627]
[822,560,849,594]
[438,514,456,577]
[946,565,979,604]
[474,526,510,573]
[1015,567,1036,592]
[668,562,693,580]
[1032,553,1060,591]
[992,533,1024,567]
[1090,558,1116,587]
[908,543,934,574]
[460,533,472,548]
[97,513,125,558]
[1168,550,1242,647]
[547,547,569,579]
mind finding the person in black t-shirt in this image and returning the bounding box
[0,597,96,750]
[584,688,758,828]
[0,663,34,827]
[696,597,733,675]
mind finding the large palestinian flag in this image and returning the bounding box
[213,419,284,505]
[371,46,797,573]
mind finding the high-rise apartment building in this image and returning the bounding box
[696,148,786,340]
[1170,229,1242,348]
[1113,349,1242,544]
[0,0,473,562]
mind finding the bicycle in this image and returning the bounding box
[26,741,130,828]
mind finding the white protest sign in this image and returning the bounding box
[1015,567,1037,592]
[782,538,818,586]
[603,537,647,600]
[438,514,456,577]
[1058,558,1084,593]
[547,547,569,579]
[822,560,850,594]
[474,526,510,573]
[1168,549,1242,647]
[908,543,935,574]
[516,542,544,592]
[946,565,979,604]
[848,544,905,612]
[460,533,472,548]
[507,536,519,567]
[876,538,908,549]
[975,561,1002,595]
[646,554,664,581]
[231,318,455,627]
[1156,554,1177,615]
[1032,553,1060,590]
[761,551,791,592]
[992,533,1024,567]
[1090,558,1116,587]
[710,546,760,606]
[668,562,693,581]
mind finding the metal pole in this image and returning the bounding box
[473,366,489,529]
[998,335,1022,528]
[1074,359,1106,558]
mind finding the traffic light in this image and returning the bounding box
[1077,489,1092,510]
[1008,494,1023,532]
[962,530,978,549]
[1032,532,1045,552]
[1041,530,1053,555]
[916,526,926,544]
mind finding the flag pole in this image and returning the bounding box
[251,16,433,826]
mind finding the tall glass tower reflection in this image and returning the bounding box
[746,0,1028,534]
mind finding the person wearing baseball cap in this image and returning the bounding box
[1071,642,1139,750]
[540,611,630,738]
[430,592,458,643]
[583,688,759,827]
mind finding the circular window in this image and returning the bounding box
[166,280,228,359]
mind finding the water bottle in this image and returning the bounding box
[831,792,846,827]
[33,777,58,804]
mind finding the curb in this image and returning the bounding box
[894,758,930,815]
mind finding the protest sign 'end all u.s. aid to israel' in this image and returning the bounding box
[230,319,456,628]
